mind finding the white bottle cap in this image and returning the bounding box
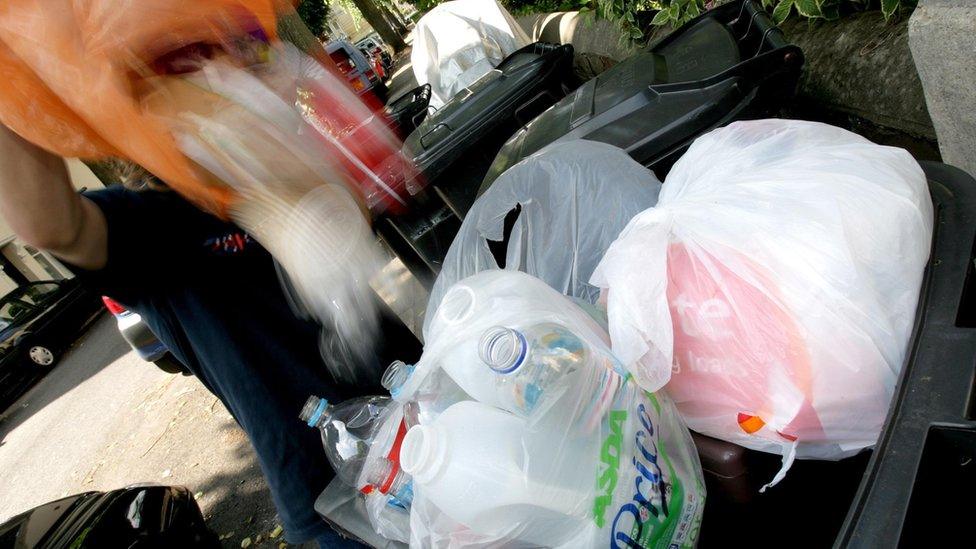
[400,424,448,484]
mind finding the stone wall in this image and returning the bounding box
[909,0,976,177]
[779,11,937,156]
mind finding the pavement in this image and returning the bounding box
[0,315,309,548]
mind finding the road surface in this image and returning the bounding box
[0,315,309,548]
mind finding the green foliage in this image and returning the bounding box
[647,0,705,29]
[400,0,917,43]
[297,0,331,37]
[763,0,916,23]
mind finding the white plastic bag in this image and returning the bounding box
[411,0,531,109]
[591,120,934,475]
[425,140,663,338]
[365,491,412,544]
[397,270,705,548]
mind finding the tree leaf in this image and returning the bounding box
[668,1,681,19]
[651,8,672,25]
[794,0,822,17]
[687,0,701,18]
[762,0,777,8]
[881,0,900,20]
[772,0,794,23]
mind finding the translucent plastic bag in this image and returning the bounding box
[396,270,705,548]
[424,140,663,338]
[591,120,934,479]
[411,0,531,109]
[365,488,412,544]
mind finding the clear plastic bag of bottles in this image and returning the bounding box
[392,270,706,548]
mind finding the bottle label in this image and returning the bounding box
[594,388,704,548]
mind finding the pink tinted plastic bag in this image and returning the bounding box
[592,120,933,481]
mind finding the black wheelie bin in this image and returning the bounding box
[380,0,804,288]
[829,162,976,547]
[382,83,432,138]
[480,0,804,192]
[376,42,577,286]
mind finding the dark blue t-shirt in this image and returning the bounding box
[78,186,416,542]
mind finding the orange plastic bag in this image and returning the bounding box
[0,0,282,215]
[0,0,417,382]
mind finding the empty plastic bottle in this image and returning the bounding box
[381,360,470,427]
[478,323,624,428]
[300,395,413,505]
[399,400,592,546]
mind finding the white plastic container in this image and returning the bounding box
[399,400,591,546]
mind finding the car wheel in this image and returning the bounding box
[27,344,57,367]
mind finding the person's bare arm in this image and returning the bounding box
[0,125,108,270]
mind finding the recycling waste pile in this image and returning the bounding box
[305,119,934,547]
[0,0,421,383]
[305,270,706,548]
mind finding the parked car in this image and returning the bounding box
[355,34,393,73]
[0,279,102,409]
[326,40,388,106]
[0,485,218,548]
[101,296,188,376]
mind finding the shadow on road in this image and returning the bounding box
[0,315,129,441]
[192,419,284,548]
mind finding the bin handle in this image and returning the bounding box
[738,8,757,42]
[411,110,428,128]
[756,27,777,57]
[732,0,750,26]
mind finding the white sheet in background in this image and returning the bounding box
[411,0,531,109]
[423,140,662,338]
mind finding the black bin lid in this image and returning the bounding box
[401,42,574,180]
[481,0,802,189]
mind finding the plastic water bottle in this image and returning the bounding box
[380,360,415,397]
[477,323,624,429]
[399,400,592,546]
[381,360,470,427]
[300,395,413,505]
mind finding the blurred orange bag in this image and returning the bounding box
[0,0,283,215]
